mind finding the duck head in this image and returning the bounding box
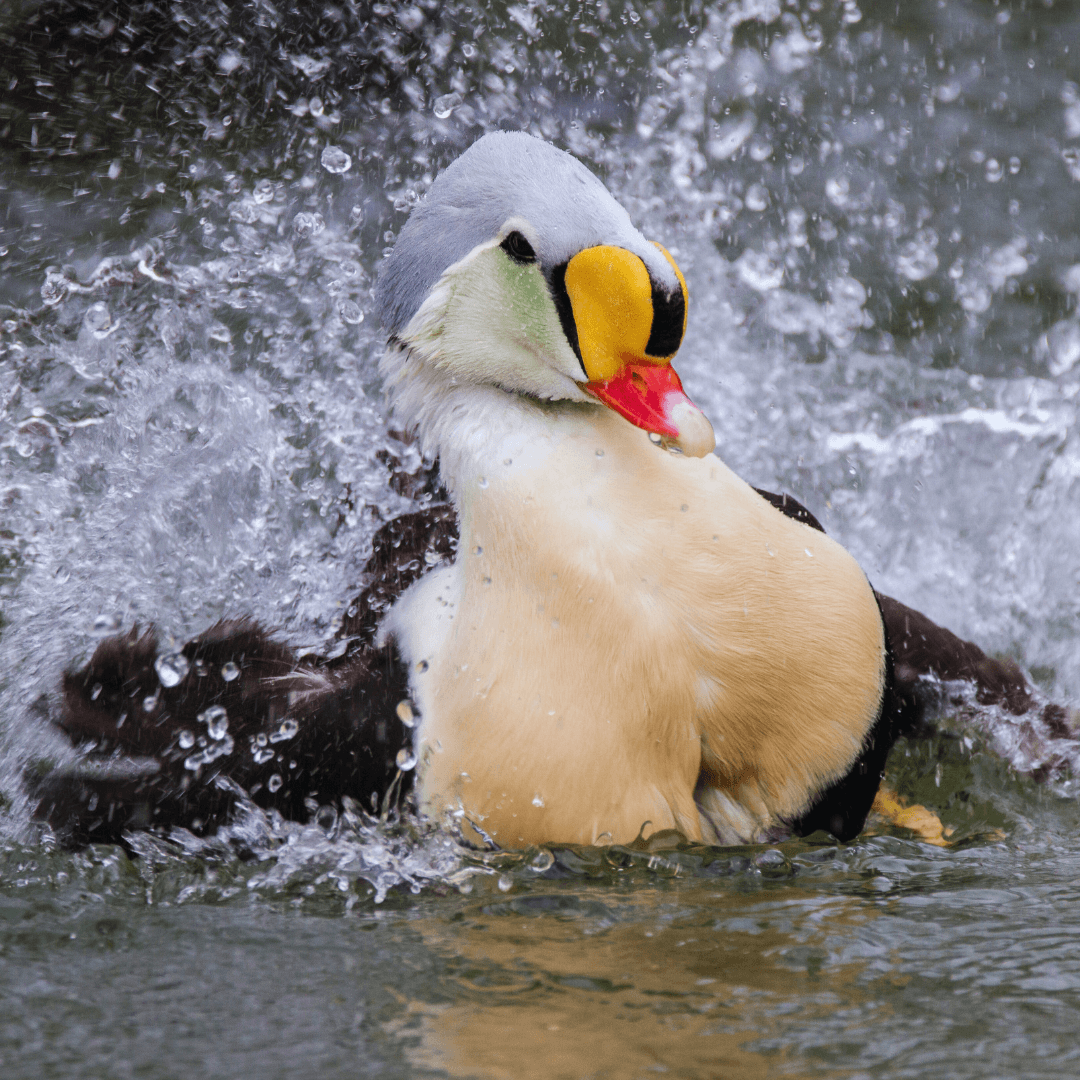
[375,131,716,458]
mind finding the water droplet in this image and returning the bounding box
[315,805,337,834]
[143,694,158,712]
[707,113,755,160]
[648,432,663,444]
[256,733,268,747]
[825,176,851,208]
[89,682,103,701]
[92,614,120,634]
[198,704,229,741]
[805,548,814,558]
[396,700,416,728]
[462,42,477,56]
[292,211,326,238]
[252,746,275,764]
[107,160,121,180]
[680,504,689,513]
[252,178,275,204]
[482,576,492,586]
[749,138,773,162]
[532,793,545,808]
[320,145,352,174]
[415,659,429,674]
[396,748,417,771]
[896,230,939,281]
[529,848,555,872]
[477,476,489,489]
[1046,319,1080,376]
[754,848,788,870]
[1009,156,1022,175]
[745,183,769,211]
[84,302,113,339]
[985,158,1003,183]
[841,0,862,23]
[208,322,232,344]
[349,205,364,226]
[40,268,70,307]
[221,661,240,682]
[218,49,244,75]
[269,718,299,743]
[472,544,483,556]
[155,652,189,688]
[935,85,961,109]
[309,96,324,117]
[497,874,513,892]
[595,448,605,457]
[267,774,283,792]
[736,249,784,291]
[433,92,462,119]
[338,299,364,325]
[178,730,195,749]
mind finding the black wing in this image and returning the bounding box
[31,506,457,848]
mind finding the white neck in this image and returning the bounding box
[379,341,598,502]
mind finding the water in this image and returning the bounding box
[1,1,1079,1076]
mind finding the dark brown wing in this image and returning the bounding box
[31,506,459,848]
[875,593,1033,714]
[752,488,827,533]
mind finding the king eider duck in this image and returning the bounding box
[34,132,1048,851]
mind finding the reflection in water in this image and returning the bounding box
[402,885,879,1079]
[4,824,1080,1076]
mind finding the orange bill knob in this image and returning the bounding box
[585,363,715,457]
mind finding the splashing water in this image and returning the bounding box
[0,0,1078,961]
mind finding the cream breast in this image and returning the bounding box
[384,405,886,848]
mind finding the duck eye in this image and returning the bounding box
[501,231,537,265]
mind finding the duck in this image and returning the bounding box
[32,131,1045,851]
